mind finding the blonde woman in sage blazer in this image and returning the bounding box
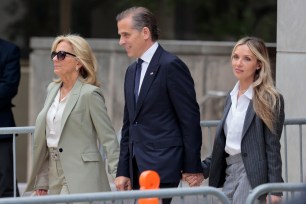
[25,34,119,195]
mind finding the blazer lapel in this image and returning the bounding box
[45,83,62,112]
[33,82,61,147]
[126,64,137,115]
[134,46,162,118]
[60,80,83,134]
[242,101,255,138]
[217,95,232,137]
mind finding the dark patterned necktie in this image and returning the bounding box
[134,58,143,103]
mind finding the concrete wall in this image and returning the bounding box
[277,0,306,182]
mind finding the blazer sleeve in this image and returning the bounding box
[34,151,49,190]
[0,44,20,109]
[116,70,131,178]
[201,155,212,179]
[166,57,203,173]
[264,94,285,183]
[88,88,120,179]
[116,102,130,177]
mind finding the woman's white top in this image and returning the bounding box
[46,89,71,147]
[224,82,253,155]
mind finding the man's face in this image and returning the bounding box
[117,16,146,58]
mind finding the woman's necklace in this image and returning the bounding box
[238,89,248,95]
[60,86,72,101]
[237,88,248,99]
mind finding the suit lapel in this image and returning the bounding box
[217,95,232,137]
[242,101,255,138]
[134,46,162,118]
[45,83,62,112]
[33,82,61,147]
[40,83,61,128]
[60,80,83,134]
[126,64,137,115]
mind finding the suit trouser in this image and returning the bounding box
[48,147,69,195]
[132,157,179,204]
[0,138,20,197]
[222,153,252,204]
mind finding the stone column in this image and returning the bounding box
[277,0,306,182]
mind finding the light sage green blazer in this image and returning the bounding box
[25,79,119,194]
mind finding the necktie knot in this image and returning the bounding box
[137,58,144,66]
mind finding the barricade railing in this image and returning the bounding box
[245,183,306,204]
[1,118,305,200]
[201,118,306,183]
[282,118,306,183]
[0,186,230,204]
[0,126,35,197]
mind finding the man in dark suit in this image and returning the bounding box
[0,38,21,197]
[114,6,204,204]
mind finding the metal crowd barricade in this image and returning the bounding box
[0,118,305,202]
[0,186,230,204]
[245,183,306,204]
[201,118,306,183]
[282,118,306,183]
[0,126,35,197]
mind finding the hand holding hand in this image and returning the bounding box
[182,173,204,187]
[114,176,132,191]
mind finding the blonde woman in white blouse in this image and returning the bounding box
[186,37,285,204]
[25,34,119,195]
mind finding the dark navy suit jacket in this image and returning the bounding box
[0,39,20,139]
[116,45,202,184]
[202,93,285,189]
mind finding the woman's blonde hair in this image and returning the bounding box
[51,34,100,87]
[232,36,281,133]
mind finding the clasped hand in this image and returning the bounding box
[182,173,204,187]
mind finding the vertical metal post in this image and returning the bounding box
[299,124,303,182]
[13,134,16,197]
[284,125,288,182]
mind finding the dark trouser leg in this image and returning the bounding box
[132,157,140,190]
[0,138,20,197]
[159,182,180,204]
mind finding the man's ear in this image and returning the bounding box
[142,27,151,40]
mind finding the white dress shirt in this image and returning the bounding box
[224,82,253,155]
[46,89,70,147]
[136,42,158,95]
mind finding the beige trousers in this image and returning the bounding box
[48,147,69,195]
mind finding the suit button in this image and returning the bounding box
[59,148,63,152]
[242,153,247,157]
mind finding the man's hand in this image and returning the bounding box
[182,173,204,187]
[114,176,132,191]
